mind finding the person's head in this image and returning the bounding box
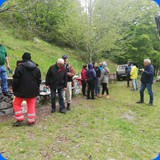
[102,61,107,67]
[94,63,98,68]
[83,64,87,69]
[144,59,151,67]
[57,58,64,68]
[99,62,103,67]
[88,63,93,69]
[62,55,68,64]
[128,61,132,66]
[22,52,31,61]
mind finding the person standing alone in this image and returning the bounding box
[137,59,154,106]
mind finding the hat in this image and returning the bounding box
[22,52,31,60]
[62,55,68,59]
[102,61,107,67]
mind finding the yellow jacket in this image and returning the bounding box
[130,66,138,79]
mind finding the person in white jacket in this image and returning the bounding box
[99,62,110,98]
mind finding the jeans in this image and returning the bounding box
[140,82,153,104]
[0,65,8,94]
[132,79,138,91]
[95,78,100,95]
[51,88,65,111]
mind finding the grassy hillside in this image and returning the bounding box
[0,22,84,78]
[0,21,117,78]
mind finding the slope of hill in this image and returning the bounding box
[0,21,117,78]
[0,22,84,78]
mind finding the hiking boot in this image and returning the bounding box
[106,95,110,99]
[148,103,153,106]
[51,109,55,113]
[67,103,71,110]
[12,121,25,127]
[28,122,35,126]
[136,101,144,104]
[59,109,66,114]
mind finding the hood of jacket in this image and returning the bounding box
[88,63,93,69]
[22,60,37,71]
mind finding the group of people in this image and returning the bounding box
[125,59,154,106]
[0,44,76,126]
[81,62,110,100]
[0,43,155,127]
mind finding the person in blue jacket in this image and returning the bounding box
[86,63,96,99]
[125,61,132,87]
[137,59,154,106]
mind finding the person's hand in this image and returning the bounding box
[64,88,66,91]
[46,85,49,89]
[7,65,11,70]
[140,69,144,72]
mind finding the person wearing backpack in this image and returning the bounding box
[100,62,110,98]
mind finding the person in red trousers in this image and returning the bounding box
[12,52,41,126]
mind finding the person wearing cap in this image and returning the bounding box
[12,52,41,126]
[0,44,11,102]
[45,58,67,114]
[62,55,75,110]
[99,61,110,98]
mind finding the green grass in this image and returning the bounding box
[1,80,160,160]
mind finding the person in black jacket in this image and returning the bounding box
[45,58,67,114]
[12,52,41,126]
[137,59,154,106]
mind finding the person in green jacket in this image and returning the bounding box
[130,63,138,91]
[0,44,11,101]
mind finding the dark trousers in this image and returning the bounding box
[81,80,87,96]
[140,82,153,104]
[87,81,95,99]
[127,74,130,87]
[101,83,109,95]
[51,88,65,111]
